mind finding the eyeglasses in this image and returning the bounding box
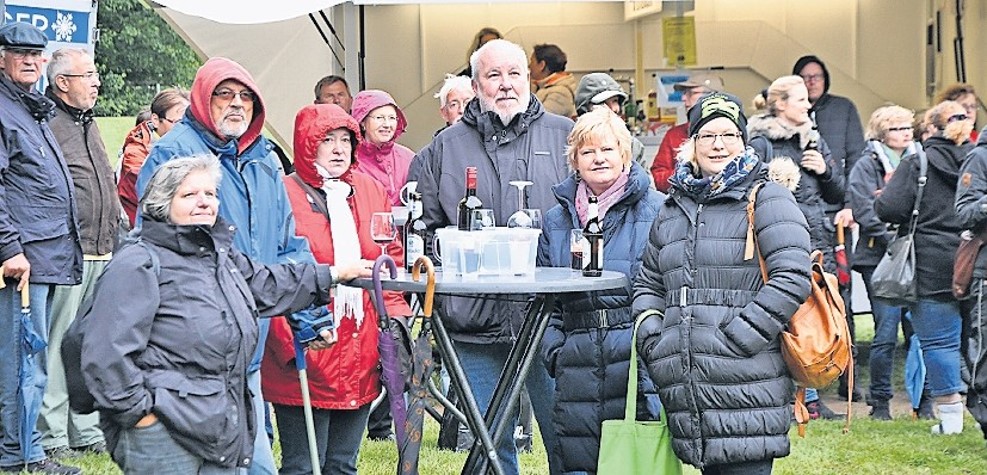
[694,132,743,146]
[948,113,969,123]
[887,126,913,132]
[60,71,100,81]
[5,48,43,58]
[212,89,255,103]
[160,116,181,125]
[800,73,825,83]
[368,114,398,123]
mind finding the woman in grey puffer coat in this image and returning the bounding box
[634,92,811,474]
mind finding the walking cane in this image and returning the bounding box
[293,336,322,475]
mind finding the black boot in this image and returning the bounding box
[916,392,935,420]
[869,399,892,420]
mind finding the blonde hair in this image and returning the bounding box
[865,105,914,141]
[929,100,973,144]
[752,75,806,115]
[566,108,632,170]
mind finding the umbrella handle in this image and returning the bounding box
[372,255,397,324]
[411,256,435,317]
[20,283,28,310]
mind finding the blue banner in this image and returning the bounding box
[4,5,91,44]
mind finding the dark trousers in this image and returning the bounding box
[366,402,393,438]
[272,403,371,475]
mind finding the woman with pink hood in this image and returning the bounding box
[351,90,415,206]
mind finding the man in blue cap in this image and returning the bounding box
[0,22,83,475]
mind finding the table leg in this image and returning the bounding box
[462,294,555,474]
[430,308,506,475]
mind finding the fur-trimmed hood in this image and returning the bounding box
[747,113,814,149]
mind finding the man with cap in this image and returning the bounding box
[0,22,84,475]
[650,72,724,192]
[137,57,318,474]
[793,55,865,402]
[574,72,652,187]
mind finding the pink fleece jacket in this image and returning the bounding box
[350,90,414,206]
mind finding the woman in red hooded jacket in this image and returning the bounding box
[261,103,411,475]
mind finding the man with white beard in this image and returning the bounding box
[136,57,315,475]
[416,39,572,475]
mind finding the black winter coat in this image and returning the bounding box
[81,218,332,468]
[748,114,844,273]
[877,136,971,298]
[956,132,987,278]
[633,159,811,469]
[812,93,866,212]
[537,162,663,473]
[847,140,910,269]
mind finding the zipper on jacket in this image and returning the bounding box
[685,202,706,466]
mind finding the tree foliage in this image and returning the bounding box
[94,0,200,116]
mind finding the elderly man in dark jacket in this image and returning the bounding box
[416,39,571,475]
[39,47,120,458]
[0,23,83,475]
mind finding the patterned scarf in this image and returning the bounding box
[672,150,759,197]
[575,169,630,227]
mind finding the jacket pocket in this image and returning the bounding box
[719,311,770,358]
[16,206,69,244]
[147,372,229,447]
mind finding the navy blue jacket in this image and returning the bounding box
[0,74,81,285]
[537,162,663,473]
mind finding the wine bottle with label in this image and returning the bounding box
[404,192,426,272]
[583,196,603,277]
[457,167,483,231]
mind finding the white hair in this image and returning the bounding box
[46,48,90,84]
[434,74,473,108]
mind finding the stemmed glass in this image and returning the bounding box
[370,212,396,255]
[507,181,540,229]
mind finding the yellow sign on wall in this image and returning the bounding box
[662,16,697,66]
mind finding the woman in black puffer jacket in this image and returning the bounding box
[538,108,663,473]
[634,93,811,474]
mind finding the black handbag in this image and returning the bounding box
[871,147,927,305]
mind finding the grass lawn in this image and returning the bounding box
[94,116,138,169]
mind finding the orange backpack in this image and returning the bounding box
[745,182,853,436]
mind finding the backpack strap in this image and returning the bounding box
[744,182,769,283]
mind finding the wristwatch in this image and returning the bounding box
[329,266,339,287]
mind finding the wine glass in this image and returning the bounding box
[370,212,396,255]
[507,181,535,228]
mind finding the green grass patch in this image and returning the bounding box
[94,116,138,168]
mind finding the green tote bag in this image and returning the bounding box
[597,310,682,475]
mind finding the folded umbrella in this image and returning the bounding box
[835,223,852,287]
[0,276,45,464]
[905,332,927,413]
[400,256,436,475]
[372,256,409,452]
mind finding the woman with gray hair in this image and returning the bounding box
[78,154,372,474]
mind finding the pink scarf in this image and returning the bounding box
[575,170,630,227]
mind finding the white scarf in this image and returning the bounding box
[317,165,366,329]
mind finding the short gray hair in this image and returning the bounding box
[469,39,528,81]
[434,74,472,108]
[140,155,222,222]
[46,48,89,84]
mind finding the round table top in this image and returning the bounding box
[350,267,627,294]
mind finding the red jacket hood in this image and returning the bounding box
[350,89,408,144]
[293,103,363,188]
[189,57,266,154]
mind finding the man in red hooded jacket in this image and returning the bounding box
[136,57,319,474]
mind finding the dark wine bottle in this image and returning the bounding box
[583,196,603,277]
[457,167,482,231]
[404,192,426,272]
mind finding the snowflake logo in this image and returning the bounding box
[52,12,77,42]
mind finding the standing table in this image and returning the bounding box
[353,267,627,474]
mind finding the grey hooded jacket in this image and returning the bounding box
[633,158,811,469]
[416,94,572,342]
